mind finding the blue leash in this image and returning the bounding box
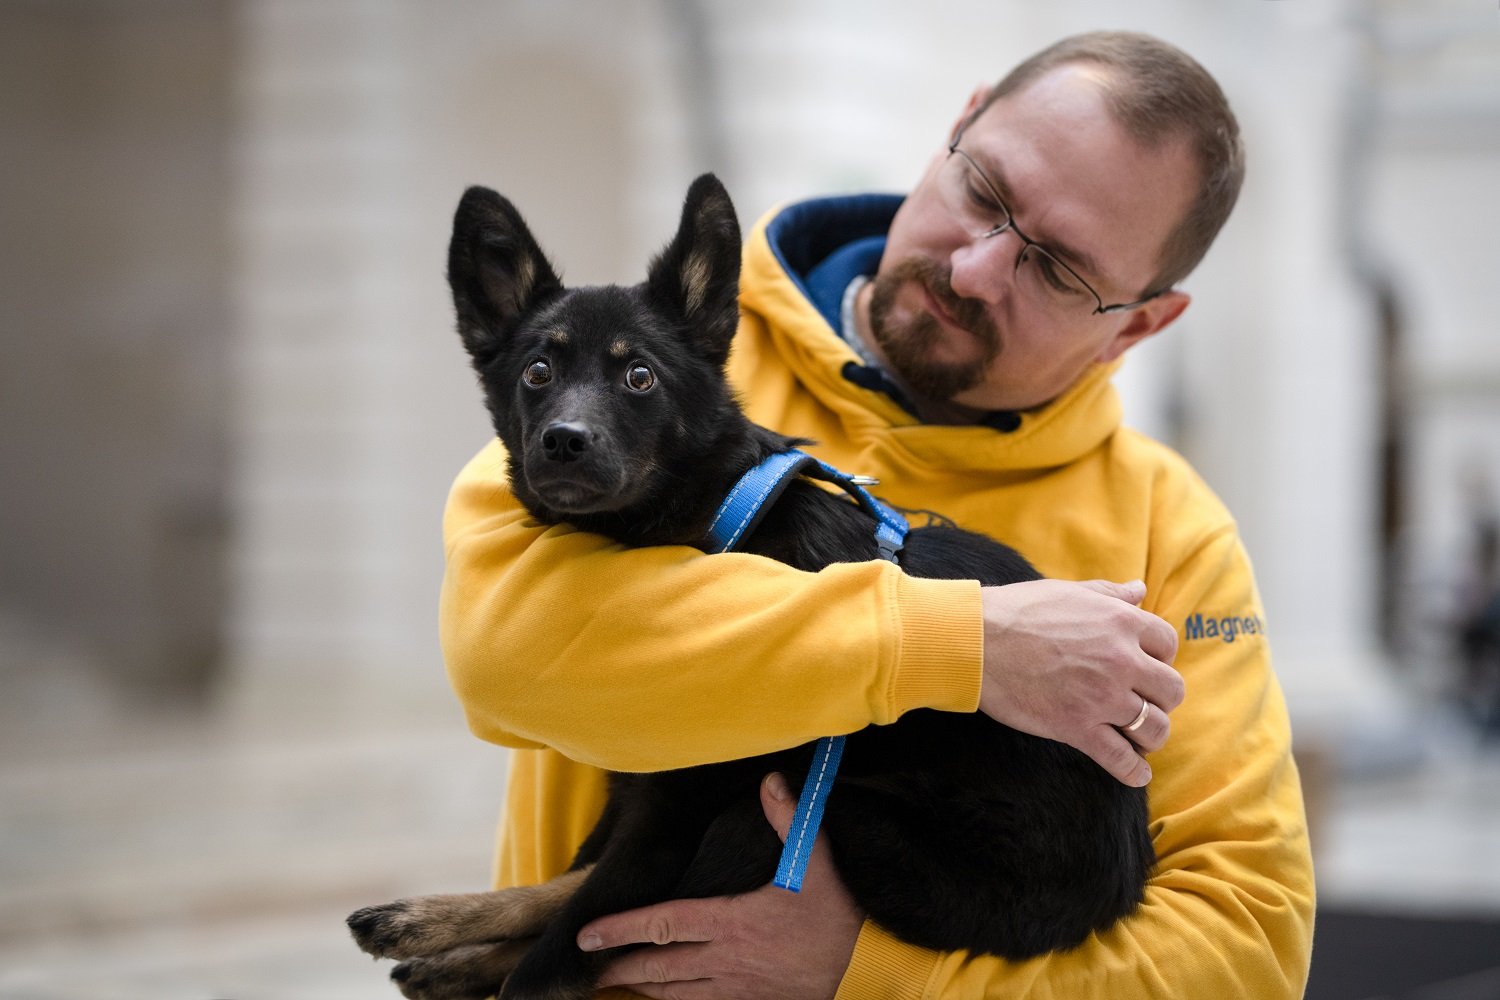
[705,449,908,892]
[704,450,908,561]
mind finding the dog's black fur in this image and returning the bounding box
[366,175,1153,1000]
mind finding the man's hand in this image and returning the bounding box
[578,773,863,1000]
[980,579,1183,786]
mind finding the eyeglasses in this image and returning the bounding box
[938,130,1166,316]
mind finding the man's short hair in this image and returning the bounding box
[972,31,1245,295]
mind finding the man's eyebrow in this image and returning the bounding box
[972,148,1105,283]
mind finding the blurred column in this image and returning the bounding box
[1366,4,1500,708]
[226,0,696,730]
[229,0,430,726]
[1224,1,1394,736]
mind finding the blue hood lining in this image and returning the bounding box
[763,193,903,330]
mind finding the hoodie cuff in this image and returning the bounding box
[835,919,940,1000]
[889,575,984,718]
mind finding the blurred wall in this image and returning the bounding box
[0,0,232,702]
[223,0,1405,732]
[4,0,1495,744]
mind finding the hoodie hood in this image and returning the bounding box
[733,194,1124,475]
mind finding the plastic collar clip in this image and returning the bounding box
[704,449,909,892]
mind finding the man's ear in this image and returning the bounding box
[1095,290,1191,364]
[447,185,563,365]
[646,173,742,367]
[948,83,995,145]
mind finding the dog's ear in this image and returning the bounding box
[447,186,563,364]
[646,174,742,366]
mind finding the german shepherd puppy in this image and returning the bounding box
[348,175,1153,1000]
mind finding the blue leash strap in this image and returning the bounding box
[772,734,846,892]
[703,451,814,554]
[704,449,909,561]
[705,449,909,892]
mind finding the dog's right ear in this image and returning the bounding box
[447,186,562,363]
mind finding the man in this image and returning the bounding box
[441,31,1314,998]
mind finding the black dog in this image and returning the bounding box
[348,175,1153,1000]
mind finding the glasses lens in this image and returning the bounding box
[940,149,1101,314]
[940,153,1010,239]
[1016,244,1095,307]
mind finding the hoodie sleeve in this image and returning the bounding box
[440,439,984,772]
[833,526,1314,1000]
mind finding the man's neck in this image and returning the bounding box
[850,281,993,427]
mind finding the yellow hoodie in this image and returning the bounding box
[440,197,1314,998]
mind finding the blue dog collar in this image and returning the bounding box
[705,449,908,892]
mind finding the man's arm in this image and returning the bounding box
[443,440,1178,778]
[579,527,1314,1000]
[442,440,981,771]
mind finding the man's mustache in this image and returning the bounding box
[894,256,998,350]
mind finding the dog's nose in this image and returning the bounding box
[541,422,592,462]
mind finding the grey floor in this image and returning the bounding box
[1317,737,1500,916]
[4,690,1500,999]
[0,697,510,1000]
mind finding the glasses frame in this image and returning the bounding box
[946,128,1167,316]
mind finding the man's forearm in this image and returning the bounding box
[442,446,984,770]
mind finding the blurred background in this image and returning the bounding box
[1,0,1498,997]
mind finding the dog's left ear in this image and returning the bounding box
[646,173,742,367]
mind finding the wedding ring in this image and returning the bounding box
[1124,697,1151,733]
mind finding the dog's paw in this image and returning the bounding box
[348,899,460,959]
[350,869,594,960]
[390,941,531,1000]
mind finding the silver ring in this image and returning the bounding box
[1123,697,1150,733]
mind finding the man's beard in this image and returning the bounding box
[868,256,999,402]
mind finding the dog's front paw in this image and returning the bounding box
[350,869,594,960]
[390,941,531,1000]
[348,898,461,959]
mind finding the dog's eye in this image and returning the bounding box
[625,364,655,393]
[524,360,552,387]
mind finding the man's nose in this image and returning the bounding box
[948,228,1019,305]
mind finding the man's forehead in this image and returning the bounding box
[973,62,1127,144]
[960,65,1197,293]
